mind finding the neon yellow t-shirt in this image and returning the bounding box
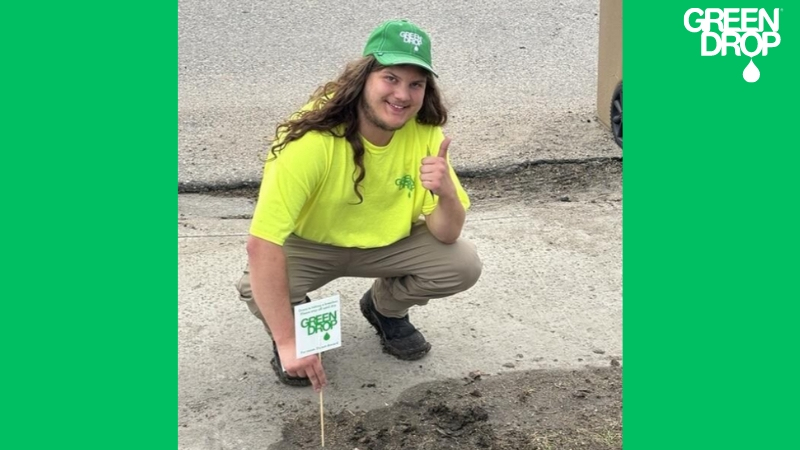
[249,120,470,248]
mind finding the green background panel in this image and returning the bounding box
[1,2,175,448]
[625,3,797,449]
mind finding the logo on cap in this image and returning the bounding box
[399,31,423,51]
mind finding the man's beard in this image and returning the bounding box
[360,97,404,132]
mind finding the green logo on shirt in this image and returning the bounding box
[395,175,415,198]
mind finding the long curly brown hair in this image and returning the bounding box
[268,55,448,203]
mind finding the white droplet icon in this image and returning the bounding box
[743,59,760,83]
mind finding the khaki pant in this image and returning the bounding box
[236,222,482,329]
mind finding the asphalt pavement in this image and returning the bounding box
[178,0,620,190]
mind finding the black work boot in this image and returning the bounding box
[268,295,312,387]
[360,288,432,360]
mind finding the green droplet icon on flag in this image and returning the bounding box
[324,332,330,341]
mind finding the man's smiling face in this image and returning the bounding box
[358,65,428,144]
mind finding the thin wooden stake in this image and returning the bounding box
[319,353,325,447]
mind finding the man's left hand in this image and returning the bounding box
[420,137,456,198]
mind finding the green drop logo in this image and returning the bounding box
[324,332,330,341]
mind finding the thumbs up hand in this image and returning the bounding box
[420,137,456,199]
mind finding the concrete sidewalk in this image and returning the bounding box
[178,191,621,449]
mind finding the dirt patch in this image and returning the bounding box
[461,159,621,205]
[195,158,622,206]
[269,366,621,450]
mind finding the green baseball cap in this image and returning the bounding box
[363,19,437,77]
